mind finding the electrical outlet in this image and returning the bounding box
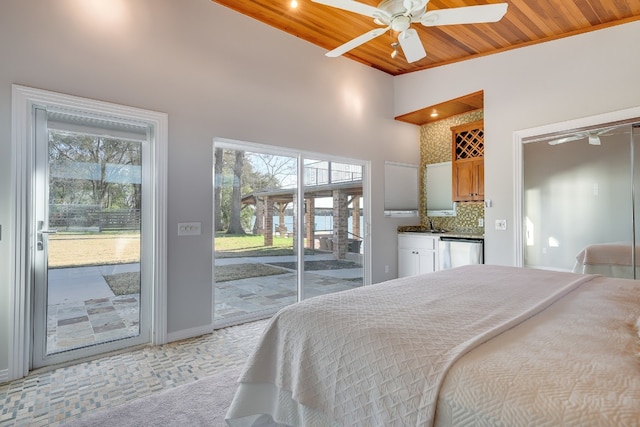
[384,265,389,273]
[495,219,507,231]
[478,218,484,227]
[178,222,201,236]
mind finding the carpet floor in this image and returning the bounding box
[65,367,243,427]
[0,320,267,427]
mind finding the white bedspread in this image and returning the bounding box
[226,265,595,427]
[572,242,640,278]
[435,273,640,426]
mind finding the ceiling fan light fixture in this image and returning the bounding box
[391,15,411,32]
[390,42,399,58]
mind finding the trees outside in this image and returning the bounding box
[226,150,246,235]
[48,130,142,228]
[214,147,224,232]
[214,149,296,235]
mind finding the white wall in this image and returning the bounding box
[394,20,640,266]
[0,0,418,374]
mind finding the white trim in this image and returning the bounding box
[513,105,640,269]
[166,324,214,343]
[152,111,169,347]
[296,153,305,300]
[10,85,33,380]
[513,131,524,267]
[362,159,372,286]
[9,85,167,380]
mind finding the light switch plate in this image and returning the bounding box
[178,222,201,236]
[495,219,507,230]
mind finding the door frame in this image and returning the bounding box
[9,85,168,380]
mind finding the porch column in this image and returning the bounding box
[264,197,274,246]
[253,197,264,235]
[305,198,315,249]
[333,190,348,259]
[351,196,360,241]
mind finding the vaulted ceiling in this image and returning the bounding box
[212,0,640,76]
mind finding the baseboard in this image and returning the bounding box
[0,369,9,384]
[166,324,213,343]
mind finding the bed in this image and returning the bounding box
[225,265,640,426]
[572,242,640,279]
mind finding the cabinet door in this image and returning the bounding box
[453,160,474,201]
[398,247,418,278]
[417,250,436,274]
[474,160,484,200]
[453,159,484,201]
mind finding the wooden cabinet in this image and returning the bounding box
[451,120,484,202]
[453,158,484,201]
[398,234,438,278]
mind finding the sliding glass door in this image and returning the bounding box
[523,121,640,278]
[302,159,364,299]
[213,140,368,328]
[213,146,299,327]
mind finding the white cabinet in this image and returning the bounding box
[398,234,439,278]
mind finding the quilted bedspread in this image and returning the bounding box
[225,265,598,426]
[435,270,640,426]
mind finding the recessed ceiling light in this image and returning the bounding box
[290,0,298,8]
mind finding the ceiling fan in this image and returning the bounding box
[547,127,620,146]
[312,0,509,63]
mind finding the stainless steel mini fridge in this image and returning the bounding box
[438,237,484,270]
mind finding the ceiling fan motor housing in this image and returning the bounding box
[391,15,411,32]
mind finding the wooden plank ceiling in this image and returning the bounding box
[395,90,483,124]
[212,0,640,77]
[212,0,639,124]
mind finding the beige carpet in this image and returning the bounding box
[66,367,242,427]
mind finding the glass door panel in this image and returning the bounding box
[213,148,299,327]
[523,123,636,277]
[33,108,148,368]
[302,159,364,298]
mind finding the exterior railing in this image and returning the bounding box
[49,205,140,231]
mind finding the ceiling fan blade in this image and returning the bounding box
[326,27,390,57]
[403,0,428,13]
[312,0,383,18]
[421,3,508,26]
[398,29,427,63]
[548,135,584,146]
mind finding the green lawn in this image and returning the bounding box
[214,233,315,258]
